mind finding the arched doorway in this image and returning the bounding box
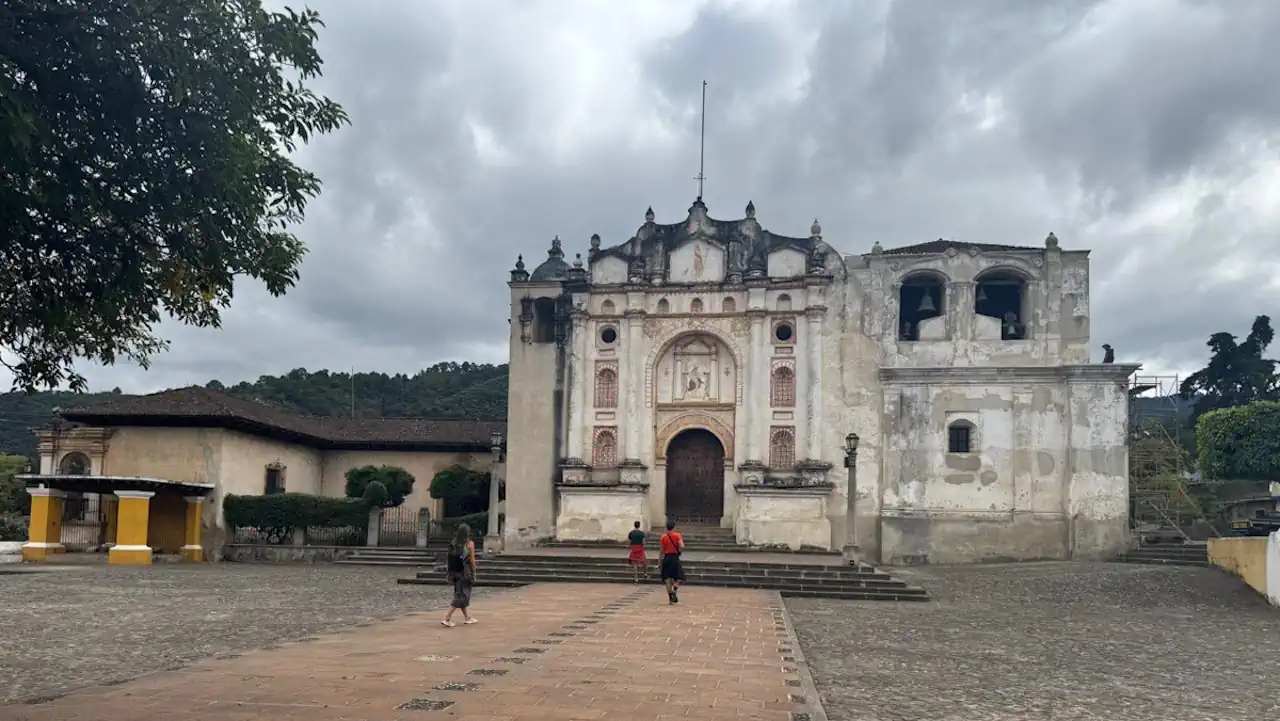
[666,428,725,524]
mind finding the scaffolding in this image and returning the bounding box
[1127,374,1214,541]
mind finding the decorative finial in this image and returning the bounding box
[1045,231,1059,249]
[510,254,530,282]
[549,235,563,258]
[871,241,883,255]
[645,206,655,223]
[745,200,756,219]
[573,253,583,269]
[811,218,822,237]
[589,233,601,251]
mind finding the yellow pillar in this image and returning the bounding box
[108,490,154,565]
[181,495,205,562]
[22,487,65,562]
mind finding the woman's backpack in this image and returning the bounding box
[446,542,466,573]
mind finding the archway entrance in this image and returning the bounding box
[665,428,725,524]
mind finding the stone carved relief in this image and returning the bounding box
[643,321,746,408]
[654,411,735,463]
[1062,266,1089,318]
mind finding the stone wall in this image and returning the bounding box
[221,544,360,564]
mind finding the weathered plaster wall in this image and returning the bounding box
[555,487,647,541]
[503,282,562,547]
[877,375,1071,563]
[219,430,323,497]
[100,426,222,484]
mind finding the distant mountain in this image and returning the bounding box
[0,363,510,459]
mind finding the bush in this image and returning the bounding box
[1196,400,1280,481]
[223,493,368,544]
[0,513,28,542]
[344,465,415,507]
[429,464,496,517]
[361,480,389,507]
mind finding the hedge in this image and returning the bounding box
[1196,400,1280,481]
[436,512,503,539]
[223,493,369,534]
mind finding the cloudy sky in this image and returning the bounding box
[7,0,1280,394]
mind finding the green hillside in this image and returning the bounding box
[0,362,510,459]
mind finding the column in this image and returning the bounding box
[745,310,767,462]
[108,490,154,565]
[805,306,825,460]
[22,488,65,562]
[181,496,205,562]
[566,311,588,460]
[622,311,644,463]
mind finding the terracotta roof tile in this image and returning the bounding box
[61,387,504,449]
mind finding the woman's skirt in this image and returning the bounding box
[660,553,685,582]
[450,574,473,609]
[627,545,647,564]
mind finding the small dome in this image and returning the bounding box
[530,236,569,281]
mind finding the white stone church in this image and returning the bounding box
[503,198,1138,564]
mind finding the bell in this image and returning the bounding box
[917,293,936,313]
[977,286,988,303]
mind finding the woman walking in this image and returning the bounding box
[659,520,685,604]
[442,523,478,627]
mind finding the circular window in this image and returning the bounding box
[600,326,618,344]
[774,323,793,343]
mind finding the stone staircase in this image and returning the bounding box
[1111,542,1210,567]
[336,547,438,567]
[397,553,929,601]
[538,523,840,555]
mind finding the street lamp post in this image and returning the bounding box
[485,429,504,554]
[842,433,860,564]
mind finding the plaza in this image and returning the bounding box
[1,562,1275,720]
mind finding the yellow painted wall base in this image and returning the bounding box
[1208,537,1268,595]
[180,546,204,563]
[22,545,60,562]
[108,547,153,565]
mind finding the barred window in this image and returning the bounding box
[771,366,796,407]
[948,421,974,454]
[594,367,618,408]
[722,297,736,313]
[593,429,618,468]
[769,427,796,469]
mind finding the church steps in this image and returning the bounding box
[538,540,842,555]
[416,568,913,591]
[336,548,437,566]
[481,555,890,577]
[453,565,903,585]
[398,570,928,601]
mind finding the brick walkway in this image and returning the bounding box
[6,583,815,721]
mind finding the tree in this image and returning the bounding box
[1196,400,1280,483]
[0,453,30,516]
[343,465,415,508]
[428,464,495,518]
[0,1,349,392]
[1179,316,1279,422]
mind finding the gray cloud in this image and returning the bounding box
[6,0,1279,393]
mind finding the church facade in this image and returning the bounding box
[503,198,1138,564]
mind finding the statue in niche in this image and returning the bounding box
[692,244,706,279]
[683,363,710,399]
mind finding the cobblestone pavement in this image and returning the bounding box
[787,561,1280,721]
[0,564,455,704]
[5,583,813,720]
